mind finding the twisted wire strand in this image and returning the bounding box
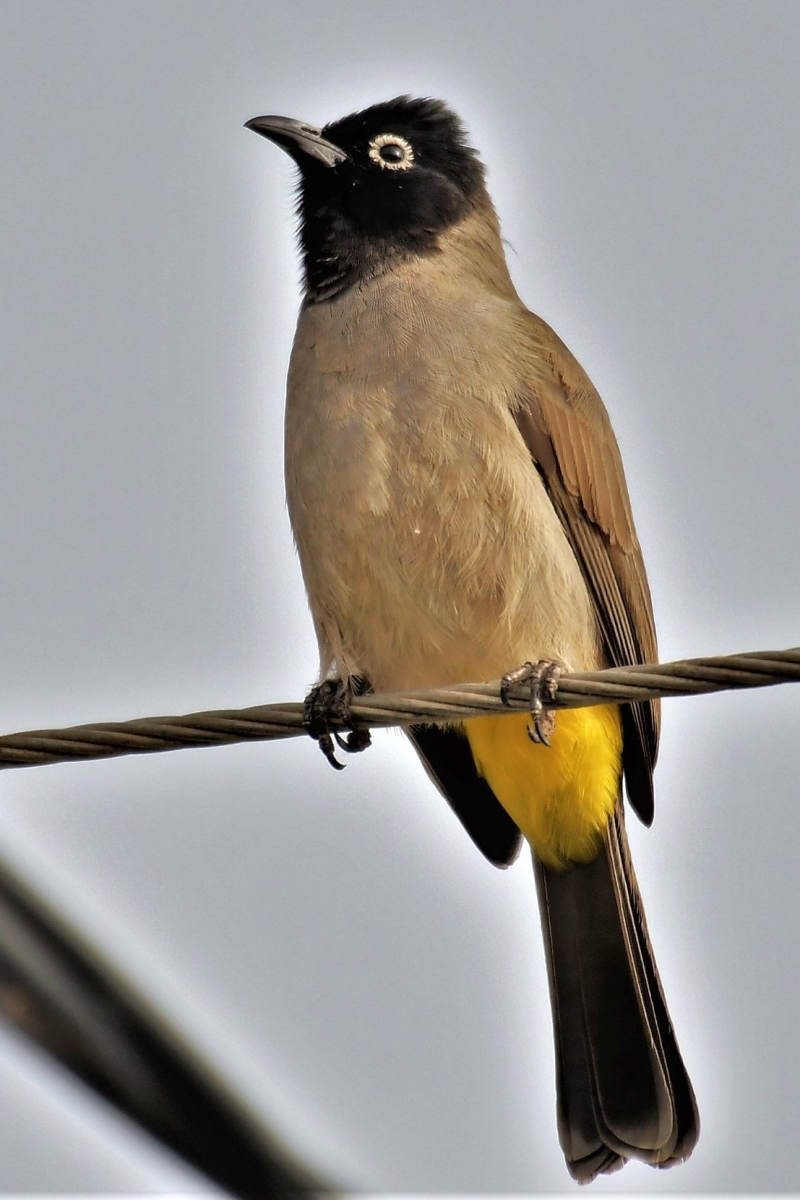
[0,645,797,772]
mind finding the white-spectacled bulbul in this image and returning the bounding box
[246,96,699,1183]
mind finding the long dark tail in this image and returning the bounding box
[535,805,699,1183]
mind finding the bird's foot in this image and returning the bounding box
[303,676,372,770]
[500,660,563,746]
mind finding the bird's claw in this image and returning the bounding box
[303,677,372,770]
[500,659,563,746]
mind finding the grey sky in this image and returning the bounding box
[0,0,799,1191]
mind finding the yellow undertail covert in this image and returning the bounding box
[465,704,623,868]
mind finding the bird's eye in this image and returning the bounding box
[368,133,414,171]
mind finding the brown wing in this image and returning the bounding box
[513,312,659,824]
[407,724,523,867]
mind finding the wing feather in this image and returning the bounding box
[513,315,659,823]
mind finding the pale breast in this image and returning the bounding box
[284,264,602,690]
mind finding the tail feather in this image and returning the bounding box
[535,805,699,1182]
[606,809,699,1167]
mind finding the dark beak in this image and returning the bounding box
[244,115,347,168]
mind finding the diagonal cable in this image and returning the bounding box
[0,853,329,1196]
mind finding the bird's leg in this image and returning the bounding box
[303,675,372,770]
[500,660,564,746]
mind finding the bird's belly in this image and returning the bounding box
[286,331,601,691]
[466,706,622,865]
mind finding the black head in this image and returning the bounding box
[246,97,486,301]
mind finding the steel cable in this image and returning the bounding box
[0,645,797,771]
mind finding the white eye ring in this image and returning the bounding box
[368,133,415,171]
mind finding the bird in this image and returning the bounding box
[246,95,699,1183]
